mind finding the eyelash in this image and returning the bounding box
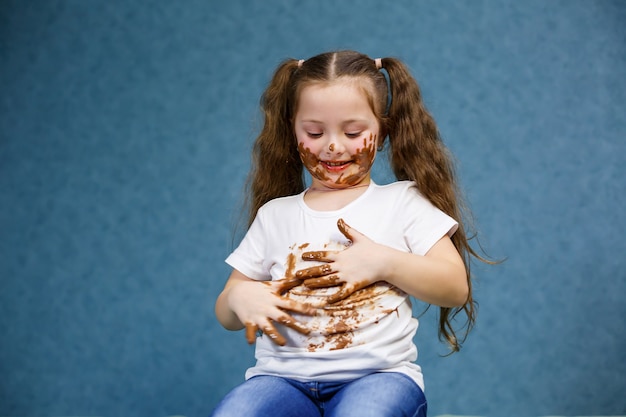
[306,132,362,138]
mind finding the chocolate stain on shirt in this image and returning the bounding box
[282,242,400,352]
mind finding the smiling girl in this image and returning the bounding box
[211,50,488,417]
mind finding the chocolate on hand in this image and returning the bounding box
[293,218,375,304]
[244,313,312,346]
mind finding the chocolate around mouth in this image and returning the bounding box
[322,160,351,167]
[298,134,376,185]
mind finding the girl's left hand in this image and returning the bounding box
[295,218,384,304]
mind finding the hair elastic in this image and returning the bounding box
[297,59,304,68]
[374,58,383,69]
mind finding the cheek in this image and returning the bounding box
[297,141,319,170]
[297,135,321,151]
[353,134,377,167]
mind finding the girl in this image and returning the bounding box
[212,50,486,417]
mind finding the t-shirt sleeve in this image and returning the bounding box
[402,185,459,256]
[225,207,271,281]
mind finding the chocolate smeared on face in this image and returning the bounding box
[336,133,376,186]
[297,133,377,188]
[298,142,331,182]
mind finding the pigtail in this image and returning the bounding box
[383,57,481,352]
[383,58,455,209]
[245,59,305,227]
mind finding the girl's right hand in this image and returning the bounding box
[227,277,316,346]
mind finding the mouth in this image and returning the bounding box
[321,160,352,172]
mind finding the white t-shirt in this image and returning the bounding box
[225,181,458,390]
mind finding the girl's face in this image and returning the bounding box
[294,79,380,190]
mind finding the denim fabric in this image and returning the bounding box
[210,372,427,417]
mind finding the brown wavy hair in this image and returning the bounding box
[244,50,490,352]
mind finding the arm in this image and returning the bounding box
[215,269,250,331]
[374,234,468,307]
[215,269,316,345]
[296,219,468,307]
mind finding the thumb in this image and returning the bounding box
[337,218,363,243]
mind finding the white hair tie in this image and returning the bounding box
[374,58,382,70]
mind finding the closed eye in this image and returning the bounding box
[307,132,323,138]
[345,132,362,138]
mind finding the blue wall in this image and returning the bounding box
[1,1,624,416]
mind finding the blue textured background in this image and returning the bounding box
[1,1,625,416]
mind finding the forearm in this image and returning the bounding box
[214,270,249,331]
[377,239,468,307]
[215,290,245,330]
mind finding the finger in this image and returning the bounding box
[337,218,355,241]
[262,323,287,346]
[302,251,334,262]
[245,323,258,345]
[276,314,311,336]
[280,299,317,315]
[295,263,334,279]
[326,285,357,304]
[274,277,303,294]
[303,275,342,288]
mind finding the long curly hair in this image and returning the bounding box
[244,50,489,352]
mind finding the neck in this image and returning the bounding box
[308,183,371,192]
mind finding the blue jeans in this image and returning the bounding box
[210,372,427,417]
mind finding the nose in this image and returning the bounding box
[325,133,343,154]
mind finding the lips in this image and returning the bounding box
[321,160,352,172]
